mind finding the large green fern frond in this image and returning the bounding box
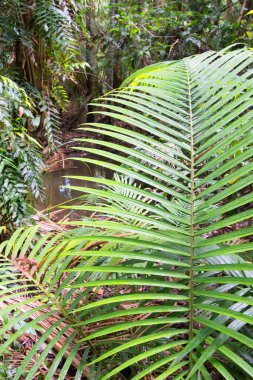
[62,47,253,379]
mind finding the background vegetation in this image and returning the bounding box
[2,0,253,227]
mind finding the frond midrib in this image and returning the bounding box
[185,59,196,369]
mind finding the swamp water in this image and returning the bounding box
[37,157,110,218]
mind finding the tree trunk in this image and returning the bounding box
[225,0,233,19]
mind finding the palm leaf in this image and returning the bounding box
[0,227,94,379]
[63,47,253,379]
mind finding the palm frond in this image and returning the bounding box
[0,227,95,379]
[63,47,253,379]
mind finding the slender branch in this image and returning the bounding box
[168,39,179,59]
[74,70,114,89]
[238,0,247,24]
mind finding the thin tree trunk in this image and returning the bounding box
[225,0,233,19]
[238,0,247,24]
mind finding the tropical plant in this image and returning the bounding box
[0,76,44,228]
[1,47,253,379]
[0,0,89,226]
[0,0,87,150]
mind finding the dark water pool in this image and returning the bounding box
[37,157,110,217]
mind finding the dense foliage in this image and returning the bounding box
[0,0,87,227]
[1,0,253,226]
[87,0,253,92]
[0,76,43,228]
[0,0,86,148]
[1,2,253,377]
[1,47,253,379]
